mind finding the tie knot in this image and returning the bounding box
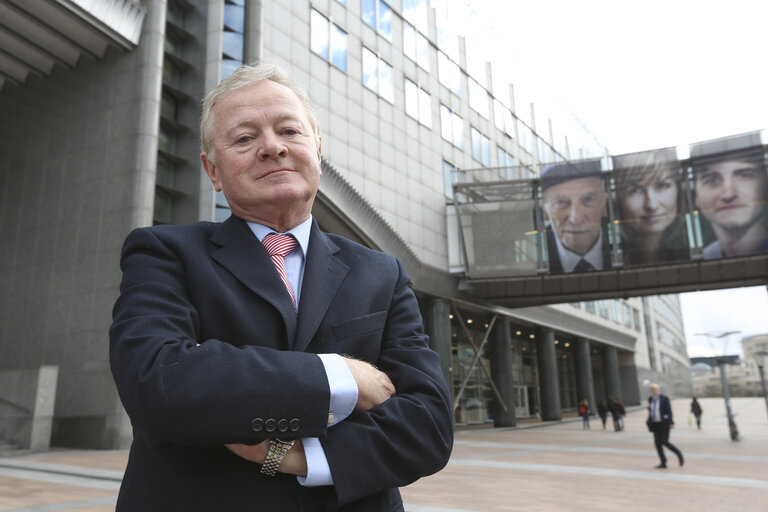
[262,233,298,258]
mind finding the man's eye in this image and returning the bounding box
[236,135,253,144]
[282,128,299,136]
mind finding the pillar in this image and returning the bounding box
[424,299,454,407]
[574,339,597,415]
[536,328,561,420]
[602,346,622,402]
[489,318,516,427]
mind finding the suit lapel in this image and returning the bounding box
[294,221,349,351]
[210,216,297,345]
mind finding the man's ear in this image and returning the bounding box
[201,153,222,192]
[317,137,322,163]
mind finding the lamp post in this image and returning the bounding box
[695,331,740,441]
[756,351,768,421]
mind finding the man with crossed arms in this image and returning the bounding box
[110,63,453,511]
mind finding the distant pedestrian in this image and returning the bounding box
[646,383,684,469]
[597,400,608,429]
[578,399,590,429]
[690,397,703,430]
[607,396,620,431]
[616,399,626,431]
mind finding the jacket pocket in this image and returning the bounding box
[332,311,387,342]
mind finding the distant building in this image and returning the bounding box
[691,334,768,397]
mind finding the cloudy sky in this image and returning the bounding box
[474,0,768,356]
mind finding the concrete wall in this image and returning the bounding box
[0,366,58,451]
[0,1,168,449]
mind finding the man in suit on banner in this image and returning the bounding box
[109,62,453,511]
[540,160,612,273]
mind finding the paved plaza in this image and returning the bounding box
[0,397,766,511]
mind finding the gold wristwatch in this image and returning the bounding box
[260,438,295,476]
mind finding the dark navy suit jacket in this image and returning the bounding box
[109,216,453,511]
[647,393,675,431]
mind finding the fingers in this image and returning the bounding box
[342,356,396,411]
[225,440,269,463]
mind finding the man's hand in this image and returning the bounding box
[342,357,396,411]
[225,439,307,476]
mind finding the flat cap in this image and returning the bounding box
[540,160,602,191]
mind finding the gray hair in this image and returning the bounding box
[200,62,320,160]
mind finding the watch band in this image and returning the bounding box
[260,438,295,477]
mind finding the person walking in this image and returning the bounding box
[578,399,590,429]
[690,397,703,430]
[647,383,684,469]
[607,396,620,431]
[616,399,626,431]
[597,400,608,429]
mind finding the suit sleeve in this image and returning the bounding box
[109,227,331,446]
[319,258,454,506]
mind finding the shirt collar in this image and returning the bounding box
[554,230,604,272]
[246,216,312,258]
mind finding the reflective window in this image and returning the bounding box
[402,0,428,33]
[403,23,431,71]
[438,52,461,96]
[223,4,244,32]
[362,47,393,103]
[222,32,244,61]
[497,147,515,178]
[440,105,463,149]
[468,77,489,118]
[311,10,348,71]
[362,0,392,41]
[404,78,431,127]
[471,127,491,167]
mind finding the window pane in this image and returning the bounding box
[438,52,461,96]
[379,59,393,102]
[419,87,431,128]
[378,1,392,40]
[404,79,418,120]
[443,160,455,198]
[362,0,376,28]
[224,4,244,32]
[330,24,348,71]
[416,33,430,71]
[482,133,491,166]
[494,100,505,131]
[440,105,452,142]
[469,78,488,118]
[471,128,481,162]
[362,48,378,92]
[452,113,463,149]
[403,23,416,61]
[311,10,330,59]
[221,58,240,80]
[222,31,244,61]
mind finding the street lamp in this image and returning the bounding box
[756,351,768,421]
[695,331,740,441]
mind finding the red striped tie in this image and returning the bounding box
[261,233,298,310]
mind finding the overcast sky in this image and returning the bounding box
[474,0,768,357]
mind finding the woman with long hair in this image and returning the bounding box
[614,150,689,266]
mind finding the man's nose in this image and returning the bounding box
[257,133,287,161]
[567,204,585,224]
[720,176,737,201]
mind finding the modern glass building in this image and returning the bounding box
[0,0,693,449]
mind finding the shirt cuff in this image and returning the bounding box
[297,437,333,487]
[317,353,357,426]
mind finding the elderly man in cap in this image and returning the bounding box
[540,160,612,273]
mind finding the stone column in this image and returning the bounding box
[244,0,264,63]
[536,328,561,420]
[489,318,516,427]
[602,346,622,401]
[423,299,454,408]
[574,339,597,415]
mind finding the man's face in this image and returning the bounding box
[650,385,660,397]
[201,80,322,225]
[695,160,768,231]
[543,177,607,255]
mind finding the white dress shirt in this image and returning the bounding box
[553,230,605,272]
[248,217,358,486]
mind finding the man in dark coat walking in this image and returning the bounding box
[647,383,684,469]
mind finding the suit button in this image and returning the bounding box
[265,418,277,432]
[277,419,289,432]
[251,418,264,432]
[289,418,300,432]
